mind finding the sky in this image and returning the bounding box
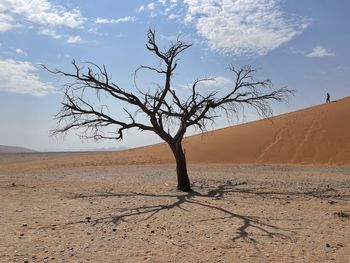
[0,0,349,151]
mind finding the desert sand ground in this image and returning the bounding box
[1,153,349,263]
[1,98,350,262]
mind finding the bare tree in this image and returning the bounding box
[47,29,292,192]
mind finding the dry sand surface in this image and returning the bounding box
[1,153,350,263]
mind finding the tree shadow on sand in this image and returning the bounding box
[192,179,350,202]
[60,179,349,244]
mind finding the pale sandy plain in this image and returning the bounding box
[1,98,350,262]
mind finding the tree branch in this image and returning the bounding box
[47,29,292,149]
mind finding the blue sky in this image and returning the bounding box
[0,0,349,151]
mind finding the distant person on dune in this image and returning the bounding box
[326,92,331,103]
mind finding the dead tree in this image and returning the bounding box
[47,29,292,192]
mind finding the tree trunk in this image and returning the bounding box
[170,140,191,192]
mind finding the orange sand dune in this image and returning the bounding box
[6,96,350,172]
[120,96,350,165]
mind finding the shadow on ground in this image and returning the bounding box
[52,179,349,244]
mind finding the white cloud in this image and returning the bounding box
[39,28,62,39]
[182,0,311,56]
[201,77,231,88]
[141,1,180,17]
[67,35,82,44]
[168,13,180,20]
[0,13,15,32]
[0,59,55,96]
[179,76,231,91]
[0,0,85,32]
[147,2,156,10]
[95,16,135,24]
[136,5,145,13]
[15,48,26,55]
[306,46,335,57]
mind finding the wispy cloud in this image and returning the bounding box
[0,59,55,96]
[39,28,62,39]
[15,48,26,55]
[168,13,180,20]
[144,0,179,19]
[200,77,231,88]
[306,46,335,57]
[0,0,85,31]
[179,76,231,91]
[136,5,145,13]
[180,0,311,56]
[95,16,135,24]
[0,13,15,32]
[147,2,156,11]
[66,35,82,44]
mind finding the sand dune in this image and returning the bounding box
[116,96,350,166]
[183,96,350,165]
[4,97,350,172]
[0,145,35,153]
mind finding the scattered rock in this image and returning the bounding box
[334,211,349,218]
[326,243,331,248]
[85,216,91,222]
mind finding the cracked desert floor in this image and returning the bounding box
[1,153,349,263]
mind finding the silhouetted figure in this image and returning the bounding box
[326,92,330,103]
